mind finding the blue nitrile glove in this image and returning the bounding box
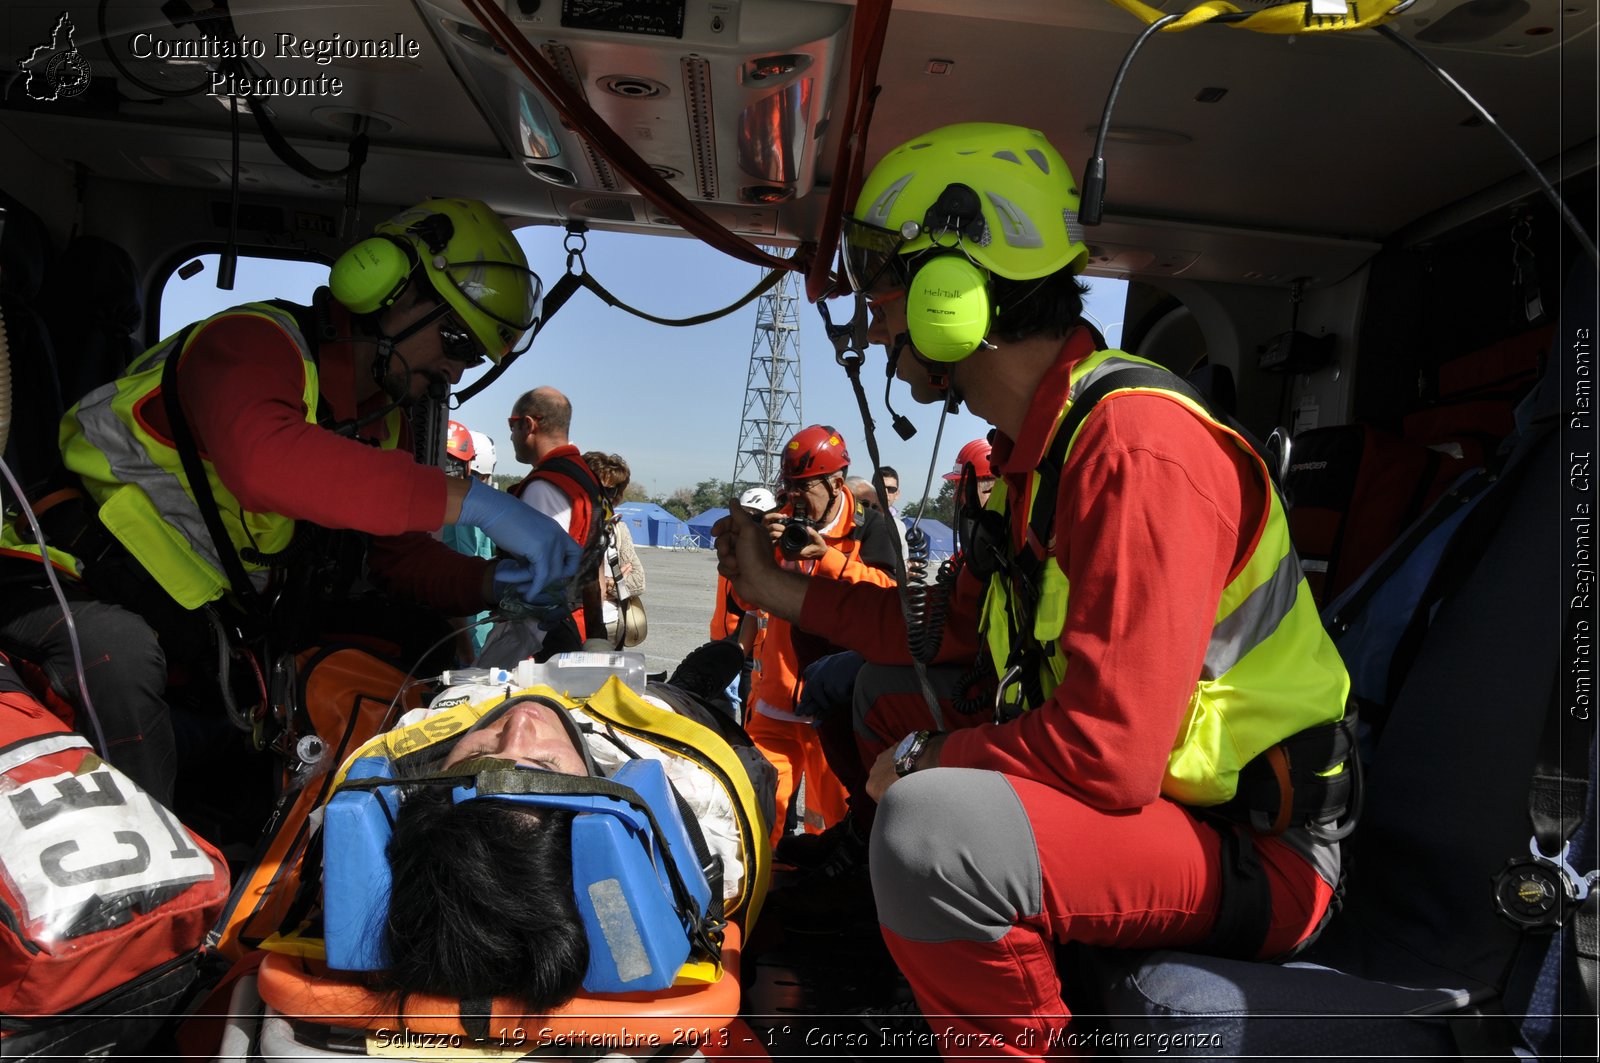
[795,651,865,718]
[461,479,580,591]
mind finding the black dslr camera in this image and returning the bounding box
[778,516,814,554]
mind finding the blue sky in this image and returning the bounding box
[161,232,1125,505]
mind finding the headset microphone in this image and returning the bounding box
[883,336,917,440]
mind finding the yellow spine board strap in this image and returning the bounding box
[1106,0,1413,34]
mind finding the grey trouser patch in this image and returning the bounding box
[870,768,1042,943]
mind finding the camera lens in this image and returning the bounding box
[779,520,811,553]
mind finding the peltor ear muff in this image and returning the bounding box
[328,234,418,314]
[905,252,992,363]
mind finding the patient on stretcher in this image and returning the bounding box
[318,676,774,1014]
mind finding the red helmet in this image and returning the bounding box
[446,420,476,462]
[943,438,994,481]
[783,425,850,480]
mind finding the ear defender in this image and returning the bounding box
[328,235,418,314]
[905,253,993,363]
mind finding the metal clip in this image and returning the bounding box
[1528,837,1594,903]
[1510,213,1544,323]
[819,294,869,369]
[563,223,588,275]
[993,664,1025,724]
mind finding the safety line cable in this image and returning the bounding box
[1375,25,1598,266]
[838,337,947,718]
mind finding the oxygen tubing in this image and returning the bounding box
[0,453,111,758]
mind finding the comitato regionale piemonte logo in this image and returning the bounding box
[17,12,92,102]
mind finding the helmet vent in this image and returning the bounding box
[992,150,1021,165]
[1025,149,1051,173]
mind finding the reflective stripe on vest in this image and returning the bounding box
[59,304,400,610]
[981,348,1349,806]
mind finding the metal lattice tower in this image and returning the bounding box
[731,262,802,493]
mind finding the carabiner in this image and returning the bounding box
[819,293,869,369]
[563,224,588,276]
[993,664,1026,724]
[1528,836,1595,903]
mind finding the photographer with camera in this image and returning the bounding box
[741,425,898,846]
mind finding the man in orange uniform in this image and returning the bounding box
[740,426,898,842]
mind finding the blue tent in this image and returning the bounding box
[908,517,955,559]
[615,502,698,548]
[687,507,728,547]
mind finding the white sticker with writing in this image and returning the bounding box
[0,766,215,941]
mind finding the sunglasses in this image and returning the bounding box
[437,315,487,368]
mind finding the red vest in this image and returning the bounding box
[509,445,602,637]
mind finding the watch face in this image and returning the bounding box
[894,733,916,759]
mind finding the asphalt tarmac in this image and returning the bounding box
[627,545,723,676]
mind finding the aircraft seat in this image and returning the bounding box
[40,234,141,409]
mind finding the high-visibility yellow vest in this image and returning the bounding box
[56,303,400,610]
[980,348,1350,806]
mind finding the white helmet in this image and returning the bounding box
[739,486,777,512]
[468,431,496,477]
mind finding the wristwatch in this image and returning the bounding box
[893,729,939,777]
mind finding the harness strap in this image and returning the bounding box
[576,267,786,329]
[1194,819,1273,960]
[158,322,265,616]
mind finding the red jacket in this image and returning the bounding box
[174,303,492,616]
[800,328,1267,811]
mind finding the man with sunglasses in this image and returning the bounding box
[716,124,1353,1054]
[485,385,604,653]
[2,198,578,807]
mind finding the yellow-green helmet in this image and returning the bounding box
[846,122,1089,288]
[373,198,542,363]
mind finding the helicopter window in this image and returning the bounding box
[156,253,329,336]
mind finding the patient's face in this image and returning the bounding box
[441,702,587,775]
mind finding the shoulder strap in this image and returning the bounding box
[158,323,264,615]
[264,297,334,428]
[537,452,603,503]
[1026,364,1229,564]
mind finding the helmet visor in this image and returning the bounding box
[841,217,908,294]
[438,259,545,357]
